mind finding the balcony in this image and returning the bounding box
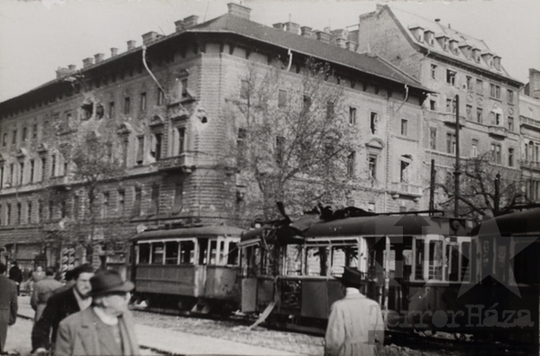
[487,125,508,138]
[49,175,72,190]
[521,117,540,133]
[520,160,540,171]
[440,112,466,128]
[389,182,423,199]
[157,152,195,173]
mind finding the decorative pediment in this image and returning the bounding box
[16,148,28,158]
[37,143,49,153]
[149,114,165,127]
[116,122,133,136]
[365,138,385,151]
[168,104,189,121]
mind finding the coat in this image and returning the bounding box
[32,287,82,351]
[324,293,385,356]
[0,275,18,353]
[8,266,23,284]
[55,308,140,356]
[31,276,63,321]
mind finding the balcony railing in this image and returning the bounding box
[389,182,423,198]
[157,152,195,173]
[487,125,508,138]
[520,160,540,170]
[440,112,466,128]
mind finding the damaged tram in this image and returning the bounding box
[239,212,473,334]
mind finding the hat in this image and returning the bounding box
[89,271,134,297]
[336,266,364,288]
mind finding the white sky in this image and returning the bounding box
[0,0,539,102]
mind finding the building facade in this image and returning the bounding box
[520,68,540,202]
[355,5,523,214]
[0,3,430,268]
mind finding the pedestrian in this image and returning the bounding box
[0,262,18,355]
[32,266,45,284]
[8,261,23,296]
[31,267,63,322]
[31,264,94,355]
[324,267,385,356]
[55,270,140,356]
[53,269,76,295]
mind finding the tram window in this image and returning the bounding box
[227,242,239,265]
[514,241,540,285]
[165,241,179,265]
[152,242,164,265]
[415,239,424,280]
[461,242,470,281]
[445,244,459,281]
[285,245,302,275]
[138,243,150,264]
[331,246,358,276]
[180,241,194,264]
[481,240,492,277]
[209,240,217,265]
[306,246,329,276]
[495,243,508,283]
[429,240,443,280]
[198,239,208,265]
[218,240,226,264]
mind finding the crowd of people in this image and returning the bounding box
[1,261,385,356]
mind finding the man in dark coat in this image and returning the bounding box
[31,267,63,322]
[8,261,23,296]
[0,262,18,355]
[325,267,385,356]
[32,264,94,354]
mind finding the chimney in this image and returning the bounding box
[111,47,118,57]
[273,23,284,30]
[83,57,94,68]
[68,64,77,71]
[529,68,540,100]
[435,18,441,23]
[316,30,331,44]
[142,31,159,45]
[183,15,199,28]
[56,67,70,79]
[346,41,357,52]
[127,40,136,51]
[300,26,312,38]
[331,29,347,48]
[94,53,105,63]
[227,2,251,20]
[284,22,300,34]
[174,20,184,32]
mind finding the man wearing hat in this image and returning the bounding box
[324,267,385,356]
[55,270,140,356]
[31,267,63,322]
[32,264,94,354]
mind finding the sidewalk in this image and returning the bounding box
[17,296,294,356]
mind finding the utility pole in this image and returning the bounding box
[454,95,461,218]
[429,159,436,215]
[494,172,500,216]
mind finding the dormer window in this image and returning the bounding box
[424,31,434,46]
[436,34,450,51]
[472,48,481,63]
[482,53,494,67]
[449,39,459,55]
[460,45,472,59]
[409,25,424,42]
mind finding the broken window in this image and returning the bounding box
[109,101,115,119]
[118,190,125,216]
[81,103,93,120]
[181,78,188,98]
[136,136,144,165]
[177,127,185,155]
[349,107,357,125]
[429,100,437,111]
[431,64,437,80]
[151,133,162,160]
[95,105,104,119]
[446,69,456,86]
[368,154,377,179]
[370,112,378,134]
[400,155,411,183]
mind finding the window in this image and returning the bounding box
[173,183,183,214]
[276,136,285,164]
[278,89,287,108]
[6,204,11,225]
[181,78,188,98]
[471,139,478,158]
[446,133,456,154]
[12,130,17,145]
[27,202,32,224]
[446,69,456,86]
[508,117,514,132]
[177,127,185,155]
[124,97,131,115]
[19,162,24,185]
[3,132,7,146]
[508,148,514,167]
[490,84,501,99]
[132,187,142,217]
[491,143,501,163]
[152,243,164,265]
[490,112,502,126]
[16,203,21,225]
[476,79,483,94]
[150,185,159,215]
[22,127,27,142]
[8,164,13,186]
[157,88,165,106]
[118,190,125,215]
[400,119,408,136]
[370,112,378,134]
[429,128,437,150]
[466,105,472,120]
[51,155,56,177]
[446,99,453,113]
[349,107,357,125]
[48,200,54,220]
[476,108,483,123]
[431,64,437,80]
[102,192,109,218]
[180,240,194,264]
[507,89,514,104]
[326,101,334,119]
[109,101,115,118]
[368,154,377,179]
[165,241,179,265]
[136,136,144,165]
[140,92,147,111]
[466,76,473,91]
[429,100,437,111]
[61,201,66,218]
[151,133,162,160]
[32,124,37,139]
[400,159,410,183]
[37,201,42,223]
[347,151,355,178]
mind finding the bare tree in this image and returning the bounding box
[227,58,361,221]
[438,152,526,223]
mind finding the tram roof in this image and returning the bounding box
[134,225,245,240]
[473,207,540,237]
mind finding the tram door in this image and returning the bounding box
[366,236,413,313]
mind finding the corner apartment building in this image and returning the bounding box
[355,5,523,211]
[0,3,430,268]
[520,69,540,201]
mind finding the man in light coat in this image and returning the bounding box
[55,270,140,356]
[325,267,385,356]
[31,267,63,322]
[0,262,18,355]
